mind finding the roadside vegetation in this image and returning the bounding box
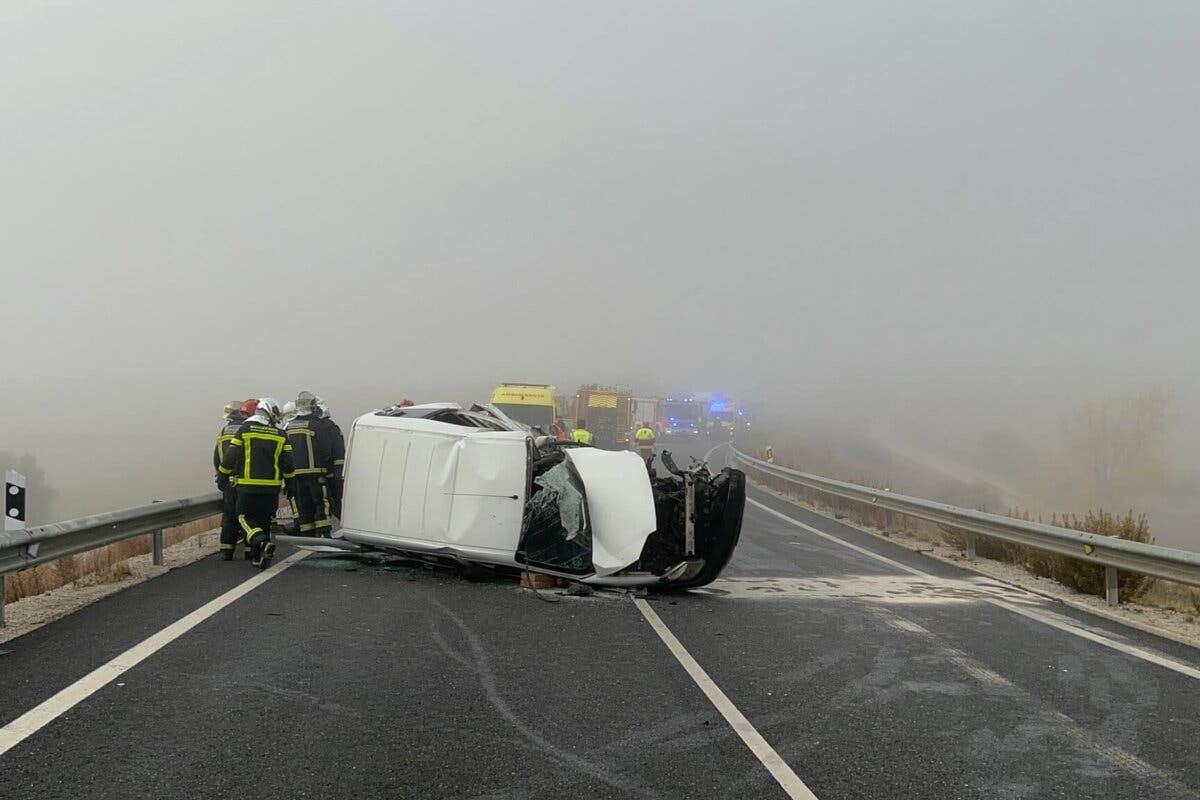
[741,387,1200,618]
[746,456,1200,615]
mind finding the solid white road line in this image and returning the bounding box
[702,442,728,468]
[748,497,1200,682]
[633,597,820,800]
[0,551,308,756]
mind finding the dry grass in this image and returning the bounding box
[4,515,219,604]
[940,509,1154,601]
[1140,580,1200,619]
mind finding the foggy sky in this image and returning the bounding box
[3,2,1198,531]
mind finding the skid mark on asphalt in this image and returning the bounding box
[424,593,660,799]
[748,497,1200,682]
[872,608,1196,797]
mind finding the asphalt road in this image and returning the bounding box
[2,440,1198,799]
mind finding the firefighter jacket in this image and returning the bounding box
[316,416,346,479]
[283,413,333,477]
[572,428,593,445]
[218,419,296,493]
[634,427,656,443]
[213,415,247,477]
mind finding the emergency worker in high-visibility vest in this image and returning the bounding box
[634,422,656,464]
[572,420,593,445]
[218,397,295,569]
[214,400,249,560]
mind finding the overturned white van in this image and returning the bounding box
[279,403,745,589]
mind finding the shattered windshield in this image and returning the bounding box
[519,462,592,573]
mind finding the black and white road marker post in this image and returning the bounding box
[1,470,26,626]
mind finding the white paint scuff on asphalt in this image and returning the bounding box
[700,573,1046,606]
[748,498,1200,682]
[0,551,308,757]
[633,597,820,800]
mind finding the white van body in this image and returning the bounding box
[338,407,657,579]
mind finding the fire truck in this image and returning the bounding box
[572,385,634,450]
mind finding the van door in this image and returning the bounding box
[444,433,528,555]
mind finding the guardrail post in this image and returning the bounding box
[152,530,164,566]
[965,531,977,561]
[1105,566,1119,607]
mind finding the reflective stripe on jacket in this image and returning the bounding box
[317,416,346,478]
[219,422,296,492]
[284,415,332,476]
[213,420,244,475]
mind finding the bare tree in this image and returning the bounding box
[1059,389,1173,507]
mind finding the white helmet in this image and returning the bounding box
[317,400,331,419]
[257,397,283,423]
[295,391,318,415]
[282,400,296,419]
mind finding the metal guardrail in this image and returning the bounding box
[0,493,222,625]
[729,446,1200,607]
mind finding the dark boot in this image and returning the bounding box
[259,540,276,569]
[249,533,275,569]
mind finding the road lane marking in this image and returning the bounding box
[702,442,728,467]
[0,551,308,756]
[883,616,927,634]
[750,500,925,576]
[748,497,1200,682]
[633,597,820,800]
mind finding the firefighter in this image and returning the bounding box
[572,419,593,445]
[283,391,334,537]
[214,400,248,560]
[634,420,656,465]
[315,399,346,520]
[551,417,568,441]
[218,397,294,568]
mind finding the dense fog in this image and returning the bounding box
[4,2,1197,547]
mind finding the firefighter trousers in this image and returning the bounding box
[327,477,343,521]
[219,484,241,554]
[236,491,278,555]
[293,476,332,536]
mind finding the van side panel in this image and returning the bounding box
[444,436,526,553]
